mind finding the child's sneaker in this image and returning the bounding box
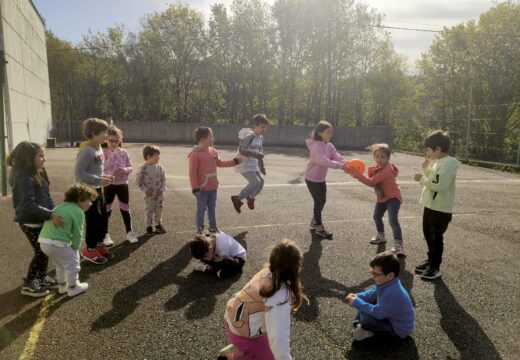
[58,282,68,294]
[208,226,221,234]
[39,275,59,290]
[309,219,320,230]
[21,278,49,297]
[146,226,154,235]
[126,231,139,244]
[193,260,210,272]
[81,247,108,264]
[352,324,374,341]
[97,244,114,260]
[155,224,167,234]
[67,281,88,297]
[314,225,333,239]
[196,228,205,235]
[103,233,114,247]
[420,268,441,280]
[218,344,236,357]
[246,197,255,210]
[369,233,386,245]
[391,244,406,256]
[231,196,243,213]
[414,259,430,274]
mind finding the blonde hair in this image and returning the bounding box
[366,143,392,159]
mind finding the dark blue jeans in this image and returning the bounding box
[373,198,402,245]
[196,190,217,229]
[356,310,396,335]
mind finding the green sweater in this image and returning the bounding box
[419,155,460,214]
[39,202,85,250]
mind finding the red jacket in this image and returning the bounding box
[355,163,403,203]
[188,146,236,192]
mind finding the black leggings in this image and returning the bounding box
[306,180,327,225]
[105,184,132,233]
[423,207,452,270]
[19,224,48,281]
[85,188,108,249]
[206,258,245,279]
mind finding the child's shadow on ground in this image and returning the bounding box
[345,335,419,359]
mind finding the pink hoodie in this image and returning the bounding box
[188,146,236,192]
[304,139,346,182]
[355,163,403,203]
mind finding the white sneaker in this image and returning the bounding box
[67,281,88,297]
[218,344,235,356]
[193,260,210,272]
[103,233,114,247]
[369,233,386,245]
[58,282,68,294]
[352,324,374,341]
[125,231,139,244]
[391,244,406,256]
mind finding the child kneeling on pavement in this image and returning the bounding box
[345,251,415,341]
[190,232,246,279]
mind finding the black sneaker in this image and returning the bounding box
[420,268,441,280]
[21,279,49,298]
[208,226,221,234]
[414,260,430,274]
[146,226,154,235]
[155,224,167,234]
[314,226,333,239]
[39,275,59,290]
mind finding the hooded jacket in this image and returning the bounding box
[354,163,403,203]
[188,146,237,192]
[304,139,346,182]
[419,155,460,213]
[236,128,264,174]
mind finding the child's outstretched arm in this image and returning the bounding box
[310,146,344,169]
[353,167,389,188]
[239,134,264,159]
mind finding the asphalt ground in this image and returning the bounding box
[0,143,519,360]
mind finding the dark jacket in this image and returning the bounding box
[9,167,54,224]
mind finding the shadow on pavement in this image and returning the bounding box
[345,335,419,359]
[434,279,502,359]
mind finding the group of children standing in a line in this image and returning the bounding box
[8,114,459,359]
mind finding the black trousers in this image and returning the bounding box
[85,188,109,249]
[423,207,452,270]
[206,258,245,279]
[19,224,48,281]
[105,184,132,233]
[305,179,327,225]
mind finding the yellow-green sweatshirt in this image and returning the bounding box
[419,155,460,214]
[38,202,85,250]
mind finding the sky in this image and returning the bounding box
[33,0,497,68]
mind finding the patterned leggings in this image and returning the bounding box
[19,224,48,281]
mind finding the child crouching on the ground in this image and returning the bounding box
[38,184,97,297]
[190,232,246,279]
[345,251,414,341]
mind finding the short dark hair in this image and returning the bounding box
[64,183,97,203]
[424,130,451,153]
[311,120,332,141]
[190,236,210,259]
[82,118,109,139]
[195,127,212,143]
[251,114,269,126]
[143,145,160,160]
[370,251,400,277]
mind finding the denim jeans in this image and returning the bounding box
[373,198,403,245]
[356,310,396,335]
[196,189,217,229]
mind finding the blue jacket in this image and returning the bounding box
[353,278,415,338]
[9,167,55,224]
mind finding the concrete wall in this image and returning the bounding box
[0,0,52,151]
[56,121,392,149]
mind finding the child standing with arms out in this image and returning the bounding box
[348,144,405,255]
[220,239,307,360]
[189,127,239,234]
[231,114,269,213]
[305,121,347,238]
[8,141,64,297]
[414,130,460,280]
[136,145,166,235]
[103,125,138,244]
[75,118,113,264]
[38,184,97,297]
[345,251,415,341]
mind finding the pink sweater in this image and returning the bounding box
[304,139,346,182]
[355,163,402,203]
[103,147,132,185]
[188,146,236,192]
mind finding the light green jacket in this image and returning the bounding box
[419,155,460,214]
[39,202,85,250]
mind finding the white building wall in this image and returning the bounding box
[1,0,52,151]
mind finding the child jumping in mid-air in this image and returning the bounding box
[345,251,415,341]
[231,114,269,213]
[305,121,347,238]
[103,125,138,244]
[189,232,246,279]
[188,127,239,234]
[219,239,307,359]
[348,144,405,256]
[414,130,460,280]
[136,145,166,235]
[8,141,64,297]
[75,118,113,264]
[38,183,97,297]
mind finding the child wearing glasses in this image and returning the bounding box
[345,252,414,341]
